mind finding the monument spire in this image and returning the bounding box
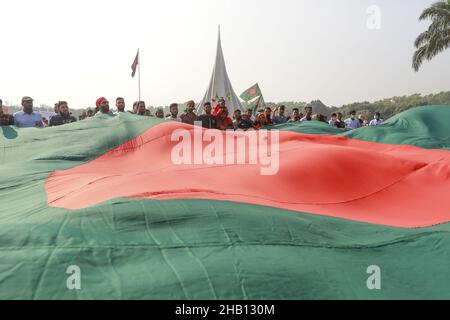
[196,26,244,114]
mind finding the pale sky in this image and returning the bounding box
[0,0,449,110]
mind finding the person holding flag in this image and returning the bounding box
[212,97,226,117]
[272,105,289,124]
[240,83,265,117]
[246,108,255,122]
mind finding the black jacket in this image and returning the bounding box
[49,114,77,126]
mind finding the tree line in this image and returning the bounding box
[268,91,450,121]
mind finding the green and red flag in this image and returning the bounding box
[247,95,266,114]
[131,49,139,78]
[240,83,262,101]
[257,94,266,109]
[212,92,219,102]
[1,105,450,299]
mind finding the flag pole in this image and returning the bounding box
[138,48,141,102]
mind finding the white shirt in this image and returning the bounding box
[166,115,181,122]
[369,119,384,126]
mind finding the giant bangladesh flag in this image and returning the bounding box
[1,105,450,299]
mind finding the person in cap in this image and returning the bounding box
[14,96,44,128]
[49,101,77,126]
[166,103,180,121]
[0,99,15,126]
[94,97,113,116]
[155,107,165,119]
[180,100,198,125]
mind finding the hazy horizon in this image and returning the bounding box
[1,0,449,110]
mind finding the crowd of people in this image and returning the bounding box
[0,96,384,130]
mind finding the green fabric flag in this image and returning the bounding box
[247,95,266,113]
[257,95,266,109]
[1,106,450,299]
[240,83,262,101]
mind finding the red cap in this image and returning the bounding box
[96,97,107,107]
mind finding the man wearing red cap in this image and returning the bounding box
[95,97,112,116]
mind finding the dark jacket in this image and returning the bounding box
[0,114,14,126]
[235,118,253,130]
[49,114,77,126]
[180,112,198,125]
[198,114,217,129]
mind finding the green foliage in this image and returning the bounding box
[336,91,450,120]
[268,91,450,121]
[413,0,450,71]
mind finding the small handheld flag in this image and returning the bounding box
[240,83,262,102]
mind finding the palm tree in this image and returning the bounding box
[412,0,450,71]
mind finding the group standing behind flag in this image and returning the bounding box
[0,96,385,130]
